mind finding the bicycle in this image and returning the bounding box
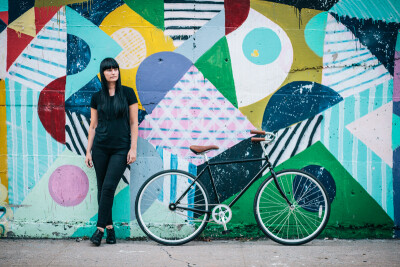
[135,130,331,246]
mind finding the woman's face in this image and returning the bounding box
[103,68,119,83]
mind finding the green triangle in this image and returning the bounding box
[288,142,393,237]
[195,36,238,108]
[123,0,164,30]
[213,141,393,238]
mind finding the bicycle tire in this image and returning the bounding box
[135,170,210,246]
[254,169,331,245]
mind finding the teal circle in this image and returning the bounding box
[242,28,282,65]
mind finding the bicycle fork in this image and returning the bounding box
[270,168,294,208]
[260,141,293,208]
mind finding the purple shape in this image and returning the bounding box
[393,146,400,238]
[394,51,400,103]
[136,52,192,114]
[48,165,89,207]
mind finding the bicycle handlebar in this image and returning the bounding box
[250,131,276,143]
[251,137,267,142]
[250,130,266,135]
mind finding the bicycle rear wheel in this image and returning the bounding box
[135,170,210,245]
[254,169,330,245]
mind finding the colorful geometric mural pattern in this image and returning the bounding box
[0,0,399,238]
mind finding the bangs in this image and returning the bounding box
[100,58,119,72]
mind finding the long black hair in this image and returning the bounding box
[99,57,128,118]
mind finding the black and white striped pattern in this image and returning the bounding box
[263,115,324,170]
[164,0,224,47]
[65,110,131,184]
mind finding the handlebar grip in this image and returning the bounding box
[250,130,266,135]
[251,137,266,142]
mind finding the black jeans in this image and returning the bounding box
[92,146,129,228]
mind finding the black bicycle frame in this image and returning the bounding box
[175,152,292,214]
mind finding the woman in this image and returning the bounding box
[85,57,138,246]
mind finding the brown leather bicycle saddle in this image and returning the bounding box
[189,145,219,155]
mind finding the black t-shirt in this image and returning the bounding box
[90,86,138,149]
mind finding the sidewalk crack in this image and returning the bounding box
[160,247,194,267]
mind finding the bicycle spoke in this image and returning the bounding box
[296,187,322,205]
[259,196,288,208]
[262,205,290,226]
[292,209,311,237]
[271,210,291,235]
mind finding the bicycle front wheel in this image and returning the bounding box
[254,169,330,245]
[135,170,210,245]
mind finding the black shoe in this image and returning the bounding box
[90,229,104,246]
[106,227,116,244]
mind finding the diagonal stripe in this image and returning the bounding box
[14,63,59,79]
[71,112,88,151]
[65,125,82,155]
[307,115,323,147]
[37,35,67,43]
[324,51,370,66]
[21,53,66,68]
[336,72,391,94]
[44,26,67,32]
[8,72,46,87]
[66,111,86,155]
[30,44,66,53]
[291,118,313,157]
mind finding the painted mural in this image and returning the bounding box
[0,0,399,239]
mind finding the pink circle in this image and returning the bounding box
[48,165,89,207]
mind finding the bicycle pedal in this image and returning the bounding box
[221,230,232,235]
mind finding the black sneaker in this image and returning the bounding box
[90,229,104,246]
[106,228,116,244]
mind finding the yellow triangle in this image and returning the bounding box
[8,8,36,37]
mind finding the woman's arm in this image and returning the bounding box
[127,103,139,164]
[85,108,98,168]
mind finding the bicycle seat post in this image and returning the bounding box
[203,153,209,162]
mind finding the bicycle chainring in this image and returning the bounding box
[212,204,232,225]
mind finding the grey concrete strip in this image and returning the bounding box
[0,239,399,267]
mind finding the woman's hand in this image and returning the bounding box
[127,148,137,165]
[85,153,93,168]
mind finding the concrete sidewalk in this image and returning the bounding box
[0,239,399,266]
